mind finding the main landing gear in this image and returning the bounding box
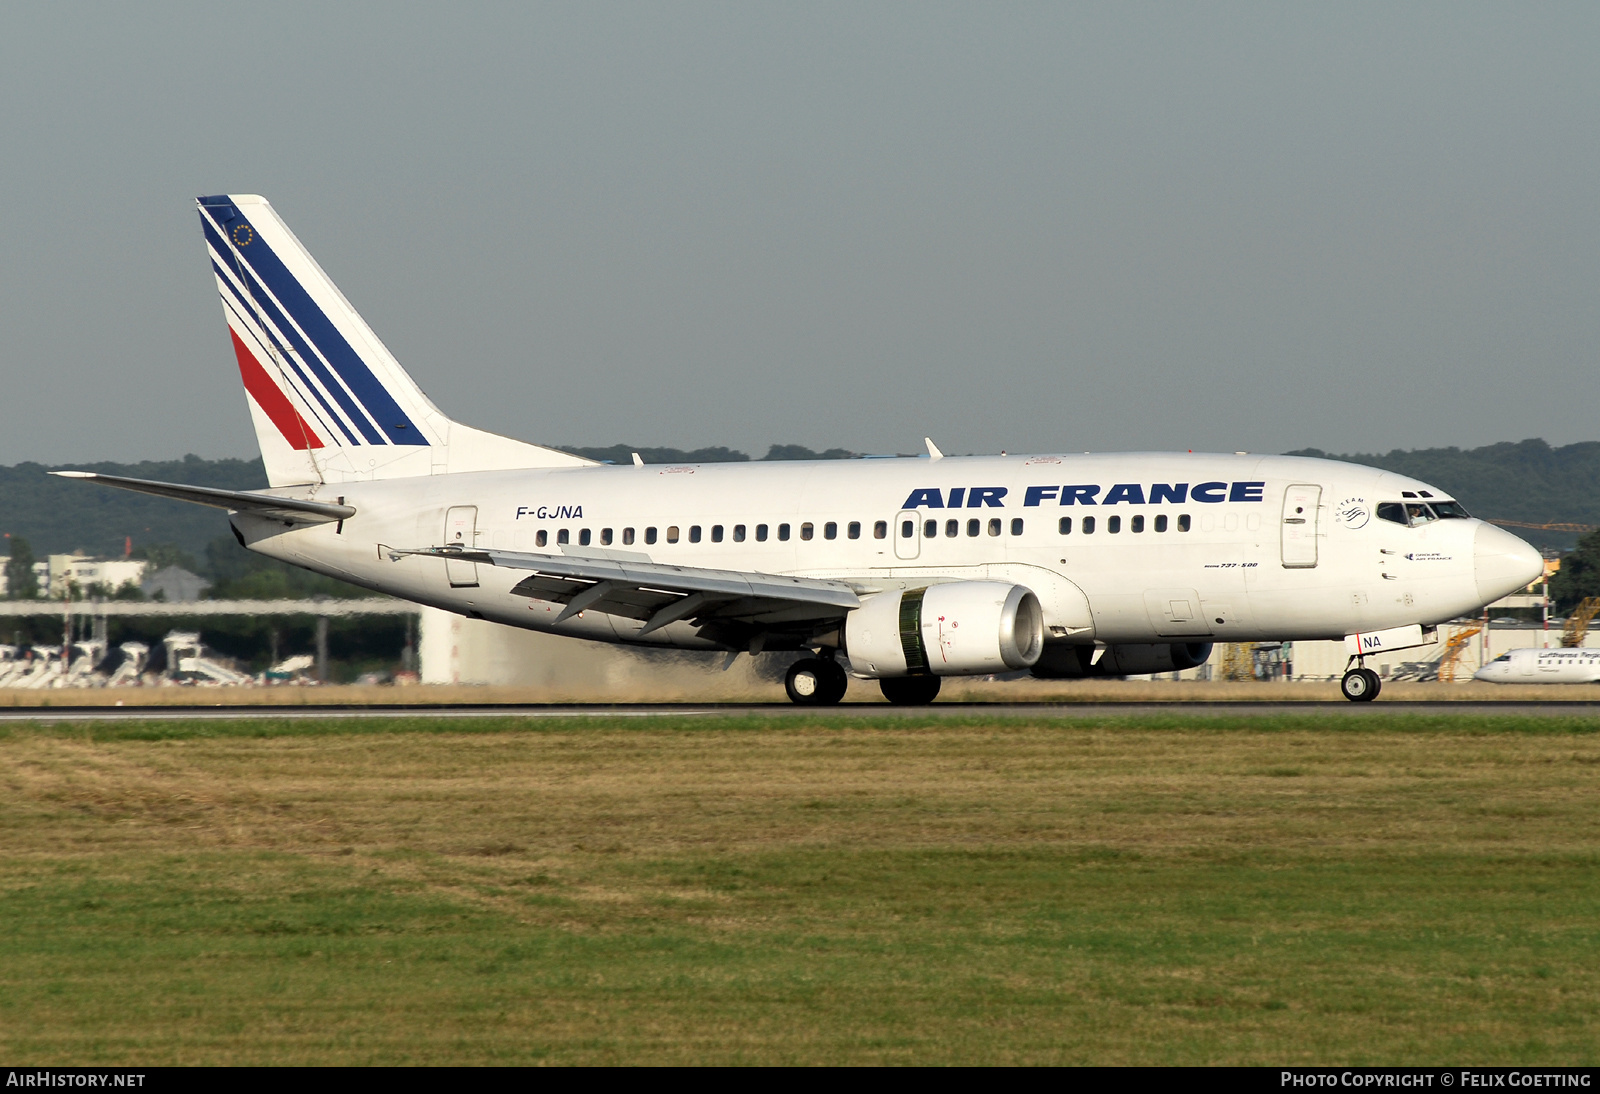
[878,675,941,706]
[785,656,849,705]
[1340,659,1382,703]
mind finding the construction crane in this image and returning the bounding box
[1489,519,1595,535]
[1436,622,1483,683]
[1562,598,1600,648]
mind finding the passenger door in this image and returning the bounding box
[1281,485,1322,568]
[894,510,921,560]
[443,505,480,588]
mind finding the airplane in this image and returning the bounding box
[56,195,1545,704]
[1474,647,1600,684]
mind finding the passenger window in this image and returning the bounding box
[1154,514,1167,533]
[536,530,548,547]
[756,524,769,542]
[1130,515,1144,533]
[689,525,703,543]
[901,520,914,538]
[645,527,658,544]
[925,519,939,538]
[667,526,680,543]
[557,529,570,545]
[848,521,861,540]
[987,518,1001,536]
[1058,517,1072,535]
[579,529,592,546]
[733,524,746,542]
[800,522,814,541]
[1377,503,1408,526]
[1107,516,1121,534]
[1177,514,1191,532]
[874,521,887,539]
[824,522,837,540]
[711,525,723,543]
[1083,516,1096,534]
[967,518,979,537]
[779,524,791,541]
[945,519,959,538]
[1011,518,1024,535]
[622,528,635,545]
[600,528,613,546]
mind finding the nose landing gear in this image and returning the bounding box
[1340,658,1382,702]
[785,655,849,705]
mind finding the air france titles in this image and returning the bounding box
[900,483,1266,509]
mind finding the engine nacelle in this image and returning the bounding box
[844,581,1044,678]
[1031,641,1214,679]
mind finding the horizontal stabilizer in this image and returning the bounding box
[51,471,354,525]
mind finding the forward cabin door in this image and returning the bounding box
[444,505,480,588]
[894,510,921,560]
[1280,485,1322,568]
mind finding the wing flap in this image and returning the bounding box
[392,546,861,629]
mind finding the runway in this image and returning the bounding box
[2,700,1599,721]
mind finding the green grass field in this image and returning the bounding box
[2,712,1597,1064]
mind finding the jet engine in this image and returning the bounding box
[1030,641,1214,679]
[844,582,1044,678]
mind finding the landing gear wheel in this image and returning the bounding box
[818,659,849,704]
[879,675,941,706]
[1341,668,1381,702]
[786,658,846,705]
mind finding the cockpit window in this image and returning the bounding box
[1492,653,1511,664]
[1431,501,1471,519]
[1406,503,1437,525]
[1377,502,1408,526]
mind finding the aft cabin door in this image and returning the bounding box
[444,506,480,588]
[1281,485,1322,568]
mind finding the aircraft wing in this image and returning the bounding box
[51,471,355,525]
[391,546,861,642]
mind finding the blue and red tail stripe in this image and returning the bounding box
[198,197,428,447]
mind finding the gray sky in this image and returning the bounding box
[2,3,1596,465]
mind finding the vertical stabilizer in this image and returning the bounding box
[197,195,592,486]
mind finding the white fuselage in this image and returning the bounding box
[232,451,1539,661]
[1475,647,1600,684]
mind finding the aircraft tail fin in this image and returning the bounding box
[196,194,592,486]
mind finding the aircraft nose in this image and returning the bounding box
[1474,523,1543,605]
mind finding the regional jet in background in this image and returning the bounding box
[57,195,1544,703]
[1475,648,1600,684]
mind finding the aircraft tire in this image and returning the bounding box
[879,675,941,705]
[786,659,839,705]
[1340,668,1381,702]
[817,659,849,704]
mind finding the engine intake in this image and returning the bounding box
[1031,641,1214,679]
[844,581,1044,678]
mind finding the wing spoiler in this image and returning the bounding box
[51,471,355,525]
[388,545,861,637]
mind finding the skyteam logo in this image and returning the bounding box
[1334,497,1370,529]
[901,482,1266,509]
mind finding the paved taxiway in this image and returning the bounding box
[1,701,1598,722]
